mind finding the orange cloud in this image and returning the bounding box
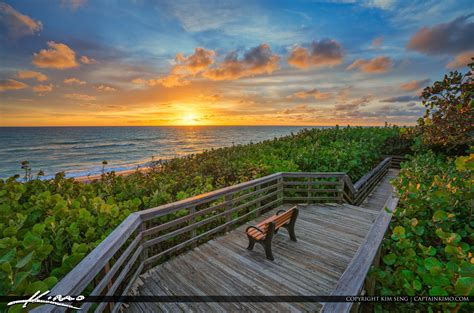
[202,44,279,80]
[174,47,215,74]
[197,94,220,102]
[146,47,215,88]
[80,55,97,64]
[131,78,146,85]
[96,85,117,92]
[0,2,42,37]
[447,50,474,68]
[400,79,430,91]
[64,77,86,85]
[148,75,190,88]
[32,41,79,69]
[0,79,28,91]
[33,84,53,93]
[64,93,96,101]
[17,70,48,82]
[346,56,392,73]
[289,88,333,100]
[287,39,343,69]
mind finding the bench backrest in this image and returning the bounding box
[274,208,295,229]
[257,207,295,232]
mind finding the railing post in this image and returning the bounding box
[139,221,148,264]
[224,194,233,232]
[307,177,313,204]
[338,176,344,203]
[277,175,284,205]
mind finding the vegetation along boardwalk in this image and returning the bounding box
[126,169,399,312]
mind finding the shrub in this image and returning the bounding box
[372,151,473,312]
[414,61,473,154]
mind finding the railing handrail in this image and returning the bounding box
[137,172,283,221]
[33,157,393,312]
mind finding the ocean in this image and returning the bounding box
[0,126,324,179]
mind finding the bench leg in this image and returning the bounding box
[247,235,256,251]
[263,222,276,261]
[284,225,297,242]
[287,208,299,242]
[263,241,274,261]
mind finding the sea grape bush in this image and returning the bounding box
[372,151,473,312]
[0,126,400,297]
[406,61,473,155]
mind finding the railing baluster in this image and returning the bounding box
[277,176,284,204]
[255,185,261,216]
[224,194,233,232]
[104,261,114,312]
[189,205,197,247]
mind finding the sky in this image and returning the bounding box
[0,0,472,126]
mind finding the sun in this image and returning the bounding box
[180,112,200,125]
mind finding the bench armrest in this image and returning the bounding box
[276,209,287,215]
[246,225,264,234]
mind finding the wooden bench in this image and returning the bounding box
[245,207,299,260]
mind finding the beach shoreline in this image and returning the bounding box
[73,167,151,183]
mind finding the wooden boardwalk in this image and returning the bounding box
[126,169,398,312]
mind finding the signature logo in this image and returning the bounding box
[7,290,85,310]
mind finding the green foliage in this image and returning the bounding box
[372,151,473,312]
[414,61,473,154]
[0,126,399,296]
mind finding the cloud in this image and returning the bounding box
[280,104,318,115]
[32,41,79,69]
[0,2,42,37]
[381,95,420,102]
[400,78,430,91]
[407,15,474,55]
[80,55,97,64]
[64,77,86,85]
[64,93,96,101]
[174,47,215,74]
[17,70,48,82]
[148,75,190,88]
[346,56,392,73]
[33,84,53,93]
[202,44,279,80]
[288,88,333,100]
[147,47,215,88]
[447,50,474,68]
[335,94,374,111]
[372,36,383,47]
[363,0,395,10]
[287,39,343,69]
[96,84,117,92]
[131,78,146,85]
[61,0,87,10]
[0,79,27,91]
[197,94,220,102]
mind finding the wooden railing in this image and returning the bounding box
[321,195,399,313]
[33,157,392,313]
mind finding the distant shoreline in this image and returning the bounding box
[74,166,151,183]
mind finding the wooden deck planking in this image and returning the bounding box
[125,169,398,313]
